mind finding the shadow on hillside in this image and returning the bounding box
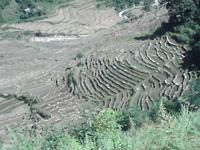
[181,50,200,72]
[134,22,172,40]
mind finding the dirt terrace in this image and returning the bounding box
[0,0,192,143]
[0,0,120,141]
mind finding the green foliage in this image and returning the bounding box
[96,0,142,11]
[187,79,200,108]
[148,100,160,121]
[167,0,197,25]
[172,25,197,44]
[8,108,200,150]
[175,25,196,38]
[120,106,149,128]
[0,0,11,9]
[0,11,4,23]
[165,0,200,69]
[142,107,200,149]
[75,52,84,59]
[69,122,94,143]
[42,130,67,150]
[163,99,182,115]
[92,109,120,132]
[0,0,11,23]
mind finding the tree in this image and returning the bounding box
[167,0,197,25]
[165,0,200,69]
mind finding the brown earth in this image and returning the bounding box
[0,0,193,144]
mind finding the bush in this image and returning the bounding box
[121,106,149,128]
[187,79,200,108]
[75,52,83,59]
[171,33,191,44]
[148,100,160,121]
[96,0,142,11]
[174,25,196,38]
[166,0,200,70]
[0,0,11,9]
[8,108,200,150]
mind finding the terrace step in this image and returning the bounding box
[109,64,141,85]
[79,73,92,95]
[95,73,117,95]
[0,99,24,114]
[105,67,135,88]
[139,43,159,67]
[173,85,184,99]
[113,59,148,80]
[173,72,184,86]
[68,35,195,111]
[98,70,122,92]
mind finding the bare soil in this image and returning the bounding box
[0,0,169,142]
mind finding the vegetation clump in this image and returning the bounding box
[96,0,142,11]
[7,105,200,150]
[162,0,200,70]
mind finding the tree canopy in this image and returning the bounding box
[165,0,200,70]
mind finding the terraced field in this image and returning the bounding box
[69,35,197,110]
[4,0,119,38]
[0,0,121,141]
[0,0,197,143]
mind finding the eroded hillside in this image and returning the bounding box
[0,0,197,144]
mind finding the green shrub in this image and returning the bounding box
[0,0,11,9]
[187,79,200,108]
[96,0,142,11]
[175,25,196,38]
[69,122,94,143]
[75,52,83,59]
[121,106,149,128]
[0,11,5,23]
[92,109,120,132]
[172,33,191,44]
[166,0,200,70]
[148,100,160,121]
[8,108,200,150]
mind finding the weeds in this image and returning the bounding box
[7,107,200,150]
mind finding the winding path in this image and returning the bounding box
[119,0,160,19]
